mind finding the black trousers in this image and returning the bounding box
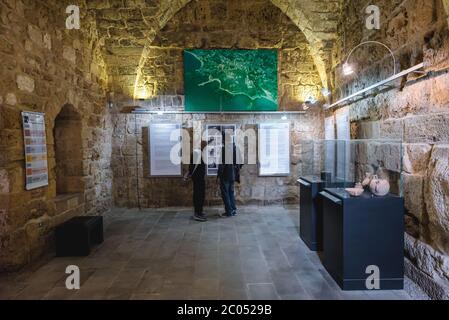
[193,179,206,215]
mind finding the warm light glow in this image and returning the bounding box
[321,88,331,97]
[343,62,354,76]
[135,86,151,100]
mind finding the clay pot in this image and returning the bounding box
[362,173,373,188]
[369,175,390,196]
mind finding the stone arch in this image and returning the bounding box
[53,104,84,195]
[132,0,330,98]
[443,0,449,26]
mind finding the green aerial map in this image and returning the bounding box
[184,49,278,111]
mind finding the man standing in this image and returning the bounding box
[217,143,240,217]
[184,141,207,222]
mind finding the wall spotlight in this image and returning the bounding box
[302,103,310,111]
[342,41,397,77]
[343,62,354,76]
[321,88,331,97]
[306,96,317,104]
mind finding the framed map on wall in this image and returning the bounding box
[184,49,278,112]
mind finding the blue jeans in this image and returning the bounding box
[220,180,236,215]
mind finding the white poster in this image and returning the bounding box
[149,123,182,176]
[22,111,49,190]
[205,124,236,176]
[258,122,290,176]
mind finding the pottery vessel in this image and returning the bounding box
[369,175,390,196]
[345,188,364,197]
[362,173,373,188]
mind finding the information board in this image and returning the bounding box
[258,122,290,176]
[205,124,236,176]
[21,111,49,190]
[149,123,182,177]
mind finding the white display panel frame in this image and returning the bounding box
[205,124,236,176]
[258,122,291,177]
[149,123,182,177]
[22,111,49,190]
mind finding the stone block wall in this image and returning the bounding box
[109,0,323,107]
[0,0,113,271]
[329,0,449,299]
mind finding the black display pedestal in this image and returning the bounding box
[298,176,326,251]
[55,216,104,256]
[321,188,404,291]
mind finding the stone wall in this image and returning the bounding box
[110,0,325,208]
[110,0,323,107]
[329,0,449,299]
[111,110,323,208]
[0,0,113,271]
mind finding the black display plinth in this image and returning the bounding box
[55,216,104,256]
[298,176,326,251]
[321,188,404,291]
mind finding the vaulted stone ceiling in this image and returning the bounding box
[86,0,342,98]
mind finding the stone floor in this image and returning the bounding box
[0,205,419,300]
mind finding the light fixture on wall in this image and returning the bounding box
[107,92,114,109]
[342,41,397,77]
[342,63,354,76]
[302,95,317,110]
[321,88,331,97]
[281,113,288,121]
[306,96,317,104]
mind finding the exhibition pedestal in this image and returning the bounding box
[320,188,404,291]
[298,176,326,251]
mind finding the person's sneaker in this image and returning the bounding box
[193,214,207,222]
[219,212,232,218]
[231,210,237,216]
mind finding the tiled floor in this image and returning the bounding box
[0,205,416,300]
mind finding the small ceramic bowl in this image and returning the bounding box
[345,188,364,197]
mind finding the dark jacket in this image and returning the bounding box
[217,145,243,183]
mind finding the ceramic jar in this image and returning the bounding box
[369,175,390,196]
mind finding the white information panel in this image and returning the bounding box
[258,122,290,176]
[22,111,49,190]
[206,124,236,176]
[149,123,182,177]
